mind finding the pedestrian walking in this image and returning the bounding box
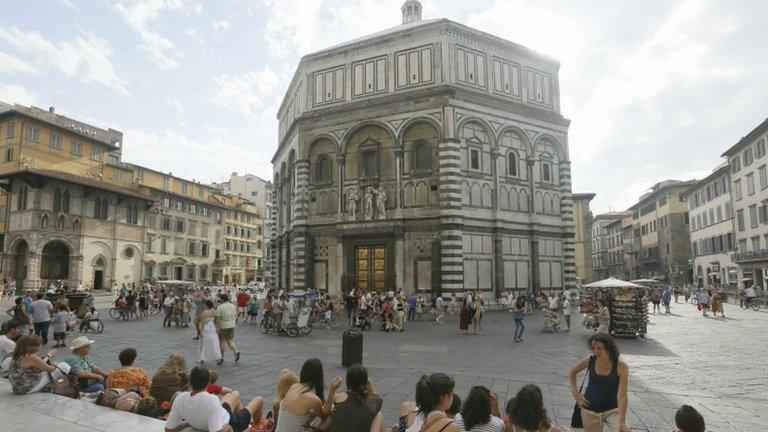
[198,300,221,365]
[595,298,610,335]
[568,334,630,432]
[563,295,572,330]
[6,297,30,336]
[163,294,175,327]
[215,294,240,364]
[434,294,445,324]
[662,286,672,315]
[524,290,534,315]
[29,293,53,345]
[459,297,470,334]
[407,293,417,322]
[697,289,710,317]
[651,287,661,314]
[683,285,691,303]
[473,299,484,335]
[512,296,525,342]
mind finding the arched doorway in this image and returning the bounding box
[41,241,70,287]
[93,256,107,290]
[11,240,29,291]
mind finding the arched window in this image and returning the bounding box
[413,141,429,171]
[56,215,65,230]
[73,218,81,231]
[507,152,518,177]
[41,213,49,228]
[316,156,331,183]
[17,186,28,211]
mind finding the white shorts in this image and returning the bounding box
[237,307,246,313]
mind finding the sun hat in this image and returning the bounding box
[70,336,96,350]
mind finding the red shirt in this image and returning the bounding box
[236,293,249,308]
[206,383,222,394]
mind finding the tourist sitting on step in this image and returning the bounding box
[64,336,108,393]
[164,365,263,432]
[8,335,72,395]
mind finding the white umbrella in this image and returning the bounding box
[584,278,643,288]
[630,278,659,284]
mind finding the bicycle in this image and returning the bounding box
[741,297,761,311]
[259,312,300,337]
[79,319,104,334]
[309,307,341,329]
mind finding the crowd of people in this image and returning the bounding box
[0,319,709,432]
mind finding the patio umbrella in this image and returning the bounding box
[583,278,643,289]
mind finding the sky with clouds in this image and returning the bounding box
[1,0,766,213]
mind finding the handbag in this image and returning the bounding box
[571,356,594,428]
[49,366,79,399]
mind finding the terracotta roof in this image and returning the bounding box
[0,167,154,202]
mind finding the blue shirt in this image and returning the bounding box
[407,295,417,308]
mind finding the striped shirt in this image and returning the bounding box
[454,414,505,432]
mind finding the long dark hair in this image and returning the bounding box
[345,363,368,407]
[300,358,325,402]
[461,386,492,429]
[515,296,525,309]
[415,373,455,418]
[589,333,620,363]
[507,384,551,431]
[11,335,42,361]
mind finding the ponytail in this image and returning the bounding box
[415,373,455,418]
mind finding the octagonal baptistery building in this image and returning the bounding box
[271,1,574,298]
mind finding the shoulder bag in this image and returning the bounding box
[49,366,79,399]
[571,356,594,428]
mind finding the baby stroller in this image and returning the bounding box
[355,310,372,331]
[542,308,560,333]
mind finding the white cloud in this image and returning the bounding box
[54,0,79,12]
[212,19,230,33]
[212,68,281,118]
[166,99,186,116]
[122,127,273,181]
[0,51,40,75]
[0,83,40,106]
[116,0,202,69]
[0,27,128,94]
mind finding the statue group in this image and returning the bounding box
[346,186,387,221]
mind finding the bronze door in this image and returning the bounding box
[355,245,387,291]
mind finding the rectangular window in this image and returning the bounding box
[731,156,741,173]
[202,224,209,237]
[492,57,521,98]
[312,65,345,105]
[188,241,196,255]
[352,55,388,97]
[161,217,171,230]
[181,182,188,195]
[189,204,196,214]
[738,239,747,252]
[136,168,144,181]
[469,149,480,170]
[146,235,154,252]
[716,205,722,222]
[542,162,552,182]
[760,165,767,189]
[455,45,487,88]
[90,147,100,161]
[201,243,209,257]
[361,150,377,178]
[175,238,183,254]
[737,209,745,231]
[752,236,760,252]
[747,173,755,195]
[734,179,742,200]
[6,122,14,138]
[147,214,157,229]
[198,187,204,199]
[24,126,39,141]
[175,200,183,211]
[175,220,184,233]
[743,147,754,166]
[757,138,767,158]
[163,177,170,190]
[189,221,196,235]
[395,45,434,90]
[4,148,13,163]
[161,238,168,254]
[49,134,61,149]
[750,204,758,228]
[526,69,552,105]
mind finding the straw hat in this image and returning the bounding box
[70,336,95,350]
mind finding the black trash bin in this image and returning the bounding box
[342,328,363,367]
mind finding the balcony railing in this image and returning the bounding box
[732,250,768,263]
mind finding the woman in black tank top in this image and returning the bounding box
[327,364,383,432]
[568,334,630,432]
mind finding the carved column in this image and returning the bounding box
[395,148,403,209]
[527,158,539,293]
[438,138,464,295]
[490,150,500,210]
[291,159,310,291]
[336,154,345,216]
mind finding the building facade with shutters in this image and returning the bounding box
[270,1,575,297]
[682,163,736,290]
[723,118,768,291]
